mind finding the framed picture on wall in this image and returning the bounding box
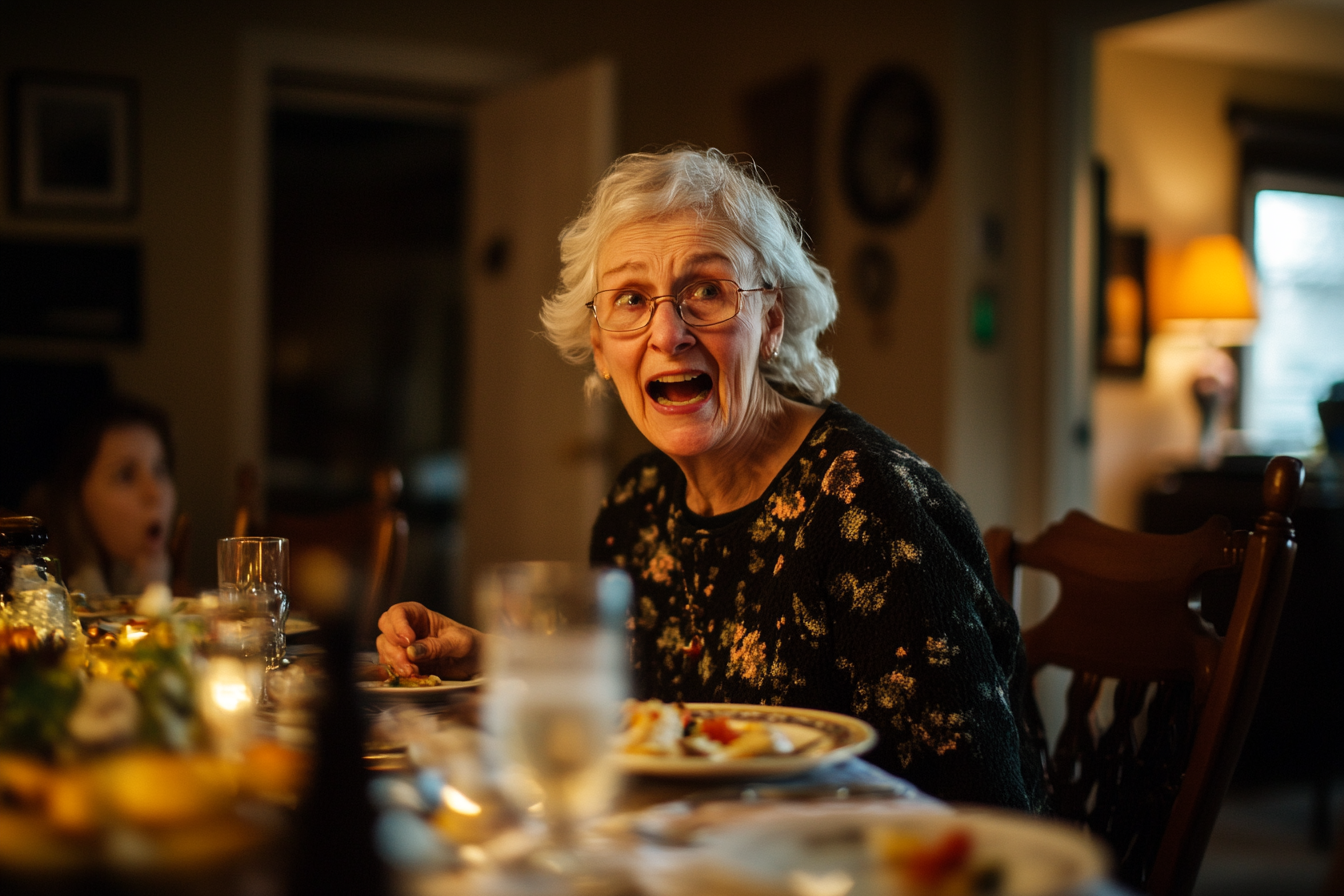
[7,71,139,217]
[1093,159,1150,377]
[1098,230,1151,377]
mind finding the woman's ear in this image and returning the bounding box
[762,289,785,354]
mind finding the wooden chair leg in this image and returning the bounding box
[1324,805,1344,896]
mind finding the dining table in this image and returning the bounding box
[335,666,1137,896]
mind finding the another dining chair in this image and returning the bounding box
[984,455,1302,896]
[169,510,192,596]
[233,462,409,646]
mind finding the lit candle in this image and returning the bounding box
[199,655,256,757]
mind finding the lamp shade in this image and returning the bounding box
[1165,235,1257,344]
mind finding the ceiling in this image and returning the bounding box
[1104,0,1344,79]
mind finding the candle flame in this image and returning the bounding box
[442,784,483,816]
[211,679,253,712]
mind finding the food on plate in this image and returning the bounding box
[386,672,444,688]
[868,825,1005,895]
[356,663,446,688]
[619,698,795,760]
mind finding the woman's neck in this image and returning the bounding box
[675,392,826,517]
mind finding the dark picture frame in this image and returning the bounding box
[0,238,142,342]
[1097,229,1151,377]
[1093,160,1150,377]
[7,71,139,217]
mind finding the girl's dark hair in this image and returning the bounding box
[51,394,175,496]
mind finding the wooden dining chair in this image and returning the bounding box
[169,510,192,596]
[983,455,1302,896]
[233,462,409,646]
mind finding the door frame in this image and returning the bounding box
[230,30,534,486]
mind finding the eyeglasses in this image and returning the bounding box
[586,279,777,332]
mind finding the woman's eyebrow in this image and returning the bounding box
[600,260,645,279]
[683,252,732,269]
[599,252,733,281]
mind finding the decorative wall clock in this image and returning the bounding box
[841,66,939,226]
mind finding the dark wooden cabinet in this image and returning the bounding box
[1142,457,1343,837]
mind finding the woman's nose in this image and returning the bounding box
[140,473,165,505]
[647,299,695,354]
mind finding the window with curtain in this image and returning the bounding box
[1232,105,1344,455]
[1242,184,1344,453]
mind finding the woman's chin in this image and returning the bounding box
[646,423,724,460]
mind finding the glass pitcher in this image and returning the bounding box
[0,515,79,656]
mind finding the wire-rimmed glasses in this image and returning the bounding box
[586,278,777,332]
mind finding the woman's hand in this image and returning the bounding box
[376,602,486,680]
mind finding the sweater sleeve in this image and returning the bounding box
[814,447,1032,809]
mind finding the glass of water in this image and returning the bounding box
[476,561,631,877]
[216,537,290,675]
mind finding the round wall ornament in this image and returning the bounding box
[840,66,940,226]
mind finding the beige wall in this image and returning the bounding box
[1092,40,1344,529]
[2,0,986,588]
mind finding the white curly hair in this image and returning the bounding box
[539,146,839,403]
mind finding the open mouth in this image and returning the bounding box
[146,522,164,542]
[647,373,712,407]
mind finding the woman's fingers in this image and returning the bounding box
[379,601,430,647]
[375,601,484,679]
[375,633,416,676]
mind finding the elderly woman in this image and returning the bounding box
[380,147,1039,809]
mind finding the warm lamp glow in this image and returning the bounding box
[1164,234,1257,345]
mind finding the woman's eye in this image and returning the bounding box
[115,463,137,484]
[686,281,723,301]
[613,291,647,309]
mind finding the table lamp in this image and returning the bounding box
[1163,234,1258,468]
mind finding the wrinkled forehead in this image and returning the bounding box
[595,210,759,286]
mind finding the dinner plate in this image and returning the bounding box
[632,801,1110,896]
[616,703,877,780]
[284,617,318,635]
[355,677,485,703]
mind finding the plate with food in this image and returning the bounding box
[355,670,485,703]
[631,801,1109,896]
[283,616,318,636]
[616,700,877,779]
[73,595,140,618]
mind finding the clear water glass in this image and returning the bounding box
[476,561,632,880]
[216,537,290,672]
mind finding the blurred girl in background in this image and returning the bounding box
[26,394,180,596]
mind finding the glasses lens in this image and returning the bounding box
[594,289,652,331]
[678,280,739,326]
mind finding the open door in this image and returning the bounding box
[463,59,616,594]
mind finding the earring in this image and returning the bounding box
[602,371,612,381]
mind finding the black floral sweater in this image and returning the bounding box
[590,403,1041,809]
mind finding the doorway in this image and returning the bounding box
[267,79,470,613]
[234,37,616,621]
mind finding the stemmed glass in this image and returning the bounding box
[215,536,290,702]
[476,561,632,883]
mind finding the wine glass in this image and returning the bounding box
[476,561,632,881]
[216,537,290,698]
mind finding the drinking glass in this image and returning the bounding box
[216,537,290,674]
[477,561,631,877]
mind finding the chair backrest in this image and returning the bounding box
[169,510,191,596]
[233,462,409,646]
[984,455,1302,896]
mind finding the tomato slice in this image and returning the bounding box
[906,829,973,886]
[697,717,740,744]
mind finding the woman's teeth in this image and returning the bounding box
[649,373,711,406]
